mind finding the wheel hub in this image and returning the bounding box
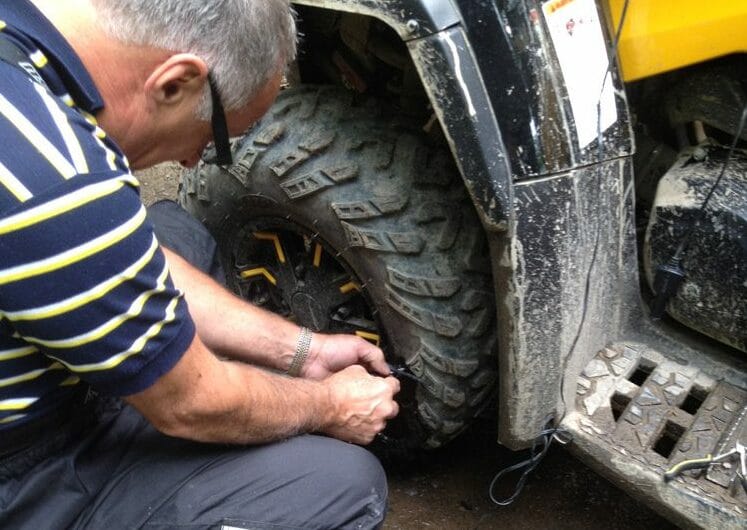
[231,217,379,340]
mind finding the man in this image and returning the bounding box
[0,0,400,528]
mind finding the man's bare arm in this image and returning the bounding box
[161,247,308,370]
[161,246,389,377]
[125,334,400,445]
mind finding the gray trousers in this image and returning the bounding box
[0,201,388,529]
[0,399,387,529]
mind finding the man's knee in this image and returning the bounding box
[146,199,226,283]
[295,436,388,529]
[82,433,389,530]
[191,434,388,529]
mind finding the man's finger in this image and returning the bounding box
[358,343,390,376]
[385,375,401,394]
[372,357,391,376]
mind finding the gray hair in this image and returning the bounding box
[91,0,297,119]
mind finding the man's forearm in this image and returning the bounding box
[127,336,331,444]
[125,335,399,446]
[162,246,300,372]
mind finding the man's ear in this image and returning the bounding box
[144,54,208,107]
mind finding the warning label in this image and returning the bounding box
[542,0,618,149]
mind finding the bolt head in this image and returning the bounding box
[692,146,708,161]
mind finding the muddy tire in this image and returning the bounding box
[179,86,497,450]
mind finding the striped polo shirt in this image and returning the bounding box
[0,2,195,430]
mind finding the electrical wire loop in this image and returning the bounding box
[489,418,572,507]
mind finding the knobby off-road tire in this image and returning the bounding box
[179,87,497,450]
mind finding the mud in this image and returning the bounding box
[137,164,674,529]
[381,418,674,529]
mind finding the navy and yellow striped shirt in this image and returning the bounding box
[0,2,195,429]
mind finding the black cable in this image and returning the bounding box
[387,362,424,384]
[650,104,747,319]
[489,1,630,507]
[557,0,630,422]
[676,105,746,257]
[489,418,572,506]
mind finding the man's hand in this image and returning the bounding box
[302,333,390,380]
[321,365,400,445]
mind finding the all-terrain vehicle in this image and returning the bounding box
[179,1,747,527]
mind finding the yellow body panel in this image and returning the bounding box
[607,0,747,82]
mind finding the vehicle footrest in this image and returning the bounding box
[565,343,746,528]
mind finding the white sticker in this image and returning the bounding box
[542,0,618,149]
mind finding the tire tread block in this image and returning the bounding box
[386,288,462,338]
[413,338,480,377]
[281,165,358,200]
[342,222,425,254]
[332,193,409,220]
[387,266,461,298]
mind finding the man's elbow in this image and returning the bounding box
[123,337,238,442]
[125,389,217,442]
[147,407,194,439]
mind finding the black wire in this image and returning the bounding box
[673,105,747,259]
[489,1,631,507]
[387,362,424,384]
[489,419,571,506]
[557,0,630,422]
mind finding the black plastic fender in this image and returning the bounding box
[294,0,514,232]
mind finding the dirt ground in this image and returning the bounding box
[137,164,675,530]
[380,418,675,530]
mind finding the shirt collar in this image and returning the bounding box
[0,0,104,113]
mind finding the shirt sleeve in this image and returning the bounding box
[0,170,195,396]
